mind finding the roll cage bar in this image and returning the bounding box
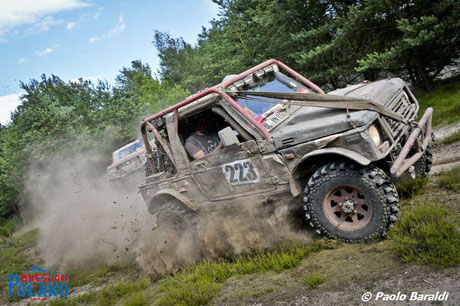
[140,59,324,173]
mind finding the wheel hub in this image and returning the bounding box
[323,185,373,231]
[340,198,356,214]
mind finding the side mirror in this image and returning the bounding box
[218,127,240,147]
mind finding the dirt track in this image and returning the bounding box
[431,123,460,173]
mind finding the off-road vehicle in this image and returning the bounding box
[139,59,433,249]
[107,139,147,186]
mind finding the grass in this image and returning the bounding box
[0,228,40,303]
[48,278,150,306]
[389,167,460,268]
[388,202,460,268]
[396,177,429,199]
[236,287,275,299]
[304,273,325,289]
[46,242,324,306]
[440,130,460,145]
[66,261,143,288]
[417,79,460,128]
[154,242,323,306]
[438,165,460,192]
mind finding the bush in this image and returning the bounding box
[304,273,325,289]
[389,203,460,267]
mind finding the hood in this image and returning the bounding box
[270,78,406,148]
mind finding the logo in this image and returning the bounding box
[8,267,69,301]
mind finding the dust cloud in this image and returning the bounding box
[23,150,313,275]
[24,150,150,268]
[137,198,313,276]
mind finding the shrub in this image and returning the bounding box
[389,203,460,267]
[304,273,325,289]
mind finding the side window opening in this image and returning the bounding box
[178,108,246,161]
[143,118,176,177]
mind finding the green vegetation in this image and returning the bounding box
[48,278,150,306]
[438,166,460,192]
[417,80,460,127]
[0,229,39,302]
[304,273,325,289]
[0,217,17,245]
[389,202,460,267]
[155,0,459,92]
[396,177,429,199]
[440,130,460,145]
[0,61,189,219]
[155,243,322,305]
[47,243,323,305]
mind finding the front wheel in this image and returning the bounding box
[303,162,399,242]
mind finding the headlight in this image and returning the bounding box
[108,167,117,175]
[368,124,382,146]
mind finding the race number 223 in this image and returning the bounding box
[222,159,260,185]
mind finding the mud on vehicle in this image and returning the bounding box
[139,59,433,255]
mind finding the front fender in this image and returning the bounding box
[289,148,371,197]
[148,188,198,215]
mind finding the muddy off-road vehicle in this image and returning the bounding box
[107,139,147,186]
[139,59,433,246]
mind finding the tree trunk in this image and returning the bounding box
[406,63,416,86]
[411,56,434,91]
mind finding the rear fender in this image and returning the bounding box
[148,188,198,215]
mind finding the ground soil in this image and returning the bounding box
[211,243,459,305]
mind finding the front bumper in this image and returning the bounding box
[390,107,433,177]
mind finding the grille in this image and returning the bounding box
[382,91,417,140]
[281,137,295,145]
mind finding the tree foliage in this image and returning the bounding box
[0,61,188,218]
[154,0,459,91]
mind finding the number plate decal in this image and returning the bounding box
[261,111,289,131]
[222,159,260,185]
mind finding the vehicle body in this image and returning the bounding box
[107,139,147,186]
[139,59,433,248]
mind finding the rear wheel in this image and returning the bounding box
[139,201,203,278]
[303,162,399,242]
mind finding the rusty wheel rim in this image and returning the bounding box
[323,185,372,231]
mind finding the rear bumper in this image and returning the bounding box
[390,107,433,177]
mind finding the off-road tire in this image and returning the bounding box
[415,145,433,177]
[303,162,399,242]
[139,202,203,278]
